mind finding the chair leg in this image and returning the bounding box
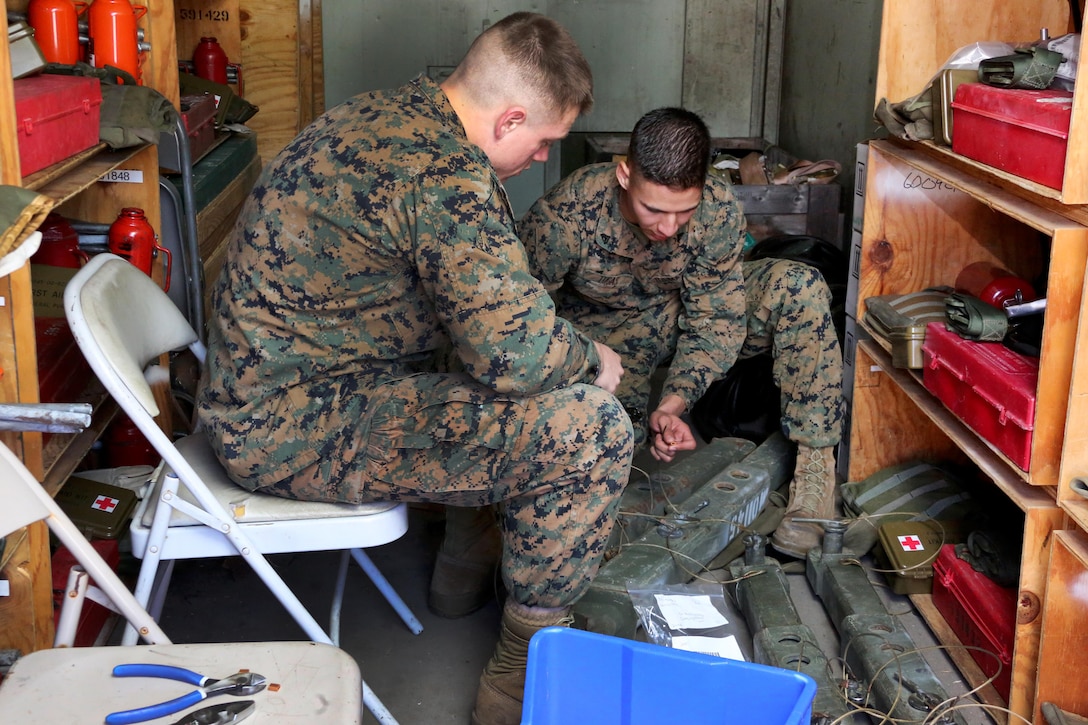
[349,548,423,635]
[330,550,351,646]
[123,481,178,646]
[146,559,176,621]
[121,559,164,644]
[362,680,401,725]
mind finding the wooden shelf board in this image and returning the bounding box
[857,337,1057,507]
[40,378,118,497]
[25,145,149,207]
[873,141,1084,235]
[909,593,1008,723]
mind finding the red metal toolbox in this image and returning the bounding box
[922,322,1037,470]
[951,82,1073,190]
[932,544,1016,701]
[12,74,102,177]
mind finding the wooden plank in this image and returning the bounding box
[174,0,242,66]
[1031,226,1088,485]
[0,520,54,653]
[874,1,1071,111]
[1008,505,1065,719]
[909,593,1007,722]
[846,341,964,481]
[860,142,1081,486]
[0,7,20,184]
[60,146,163,234]
[27,147,144,203]
[239,0,303,163]
[145,0,181,106]
[1033,529,1088,722]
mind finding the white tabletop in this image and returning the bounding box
[0,641,362,724]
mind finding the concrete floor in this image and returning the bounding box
[147,438,997,725]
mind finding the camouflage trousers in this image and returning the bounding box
[591,257,843,448]
[256,373,633,609]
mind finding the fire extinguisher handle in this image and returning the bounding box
[155,238,172,293]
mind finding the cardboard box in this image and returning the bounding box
[922,323,1038,470]
[951,82,1073,190]
[932,544,1016,700]
[13,74,102,177]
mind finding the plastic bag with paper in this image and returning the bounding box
[627,580,752,661]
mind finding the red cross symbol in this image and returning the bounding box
[92,495,119,513]
[898,535,924,552]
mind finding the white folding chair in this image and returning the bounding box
[0,440,364,724]
[63,253,421,725]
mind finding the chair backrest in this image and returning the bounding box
[64,253,200,417]
[0,440,170,644]
[63,253,246,559]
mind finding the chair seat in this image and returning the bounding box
[142,432,399,527]
[129,432,408,559]
[0,641,363,723]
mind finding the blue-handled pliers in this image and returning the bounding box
[105,664,267,725]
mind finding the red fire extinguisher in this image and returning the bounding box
[86,0,146,83]
[193,36,229,85]
[108,207,171,290]
[31,213,89,268]
[27,0,87,65]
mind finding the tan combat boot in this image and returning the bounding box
[428,505,503,618]
[771,444,838,558]
[471,600,573,725]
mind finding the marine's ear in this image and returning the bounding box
[495,106,528,140]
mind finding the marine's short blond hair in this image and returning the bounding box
[448,12,594,121]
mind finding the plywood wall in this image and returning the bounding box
[175,0,323,163]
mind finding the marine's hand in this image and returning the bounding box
[648,409,697,463]
[591,341,624,394]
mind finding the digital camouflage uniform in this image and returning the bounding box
[196,76,634,608]
[520,163,843,448]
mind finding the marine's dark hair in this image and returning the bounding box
[627,107,711,188]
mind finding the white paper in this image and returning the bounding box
[653,593,728,629]
[672,634,746,661]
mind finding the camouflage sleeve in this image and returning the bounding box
[663,181,748,409]
[519,178,583,294]
[412,162,598,394]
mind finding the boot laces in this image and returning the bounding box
[487,615,574,677]
[792,448,829,516]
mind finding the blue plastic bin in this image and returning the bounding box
[521,627,816,725]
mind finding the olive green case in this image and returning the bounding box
[863,287,952,368]
[54,475,139,540]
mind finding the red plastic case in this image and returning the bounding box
[12,74,102,177]
[921,322,1038,470]
[179,93,217,163]
[931,544,1016,701]
[51,538,120,647]
[35,317,92,405]
[951,82,1073,190]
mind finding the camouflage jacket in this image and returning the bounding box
[197,75,601,488]
[520,163,747,410]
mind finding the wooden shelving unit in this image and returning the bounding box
[0,0,179,654]
[874,0,1088,205]
[853,5,1088,720]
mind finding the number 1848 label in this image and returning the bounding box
[101,169,144,183]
